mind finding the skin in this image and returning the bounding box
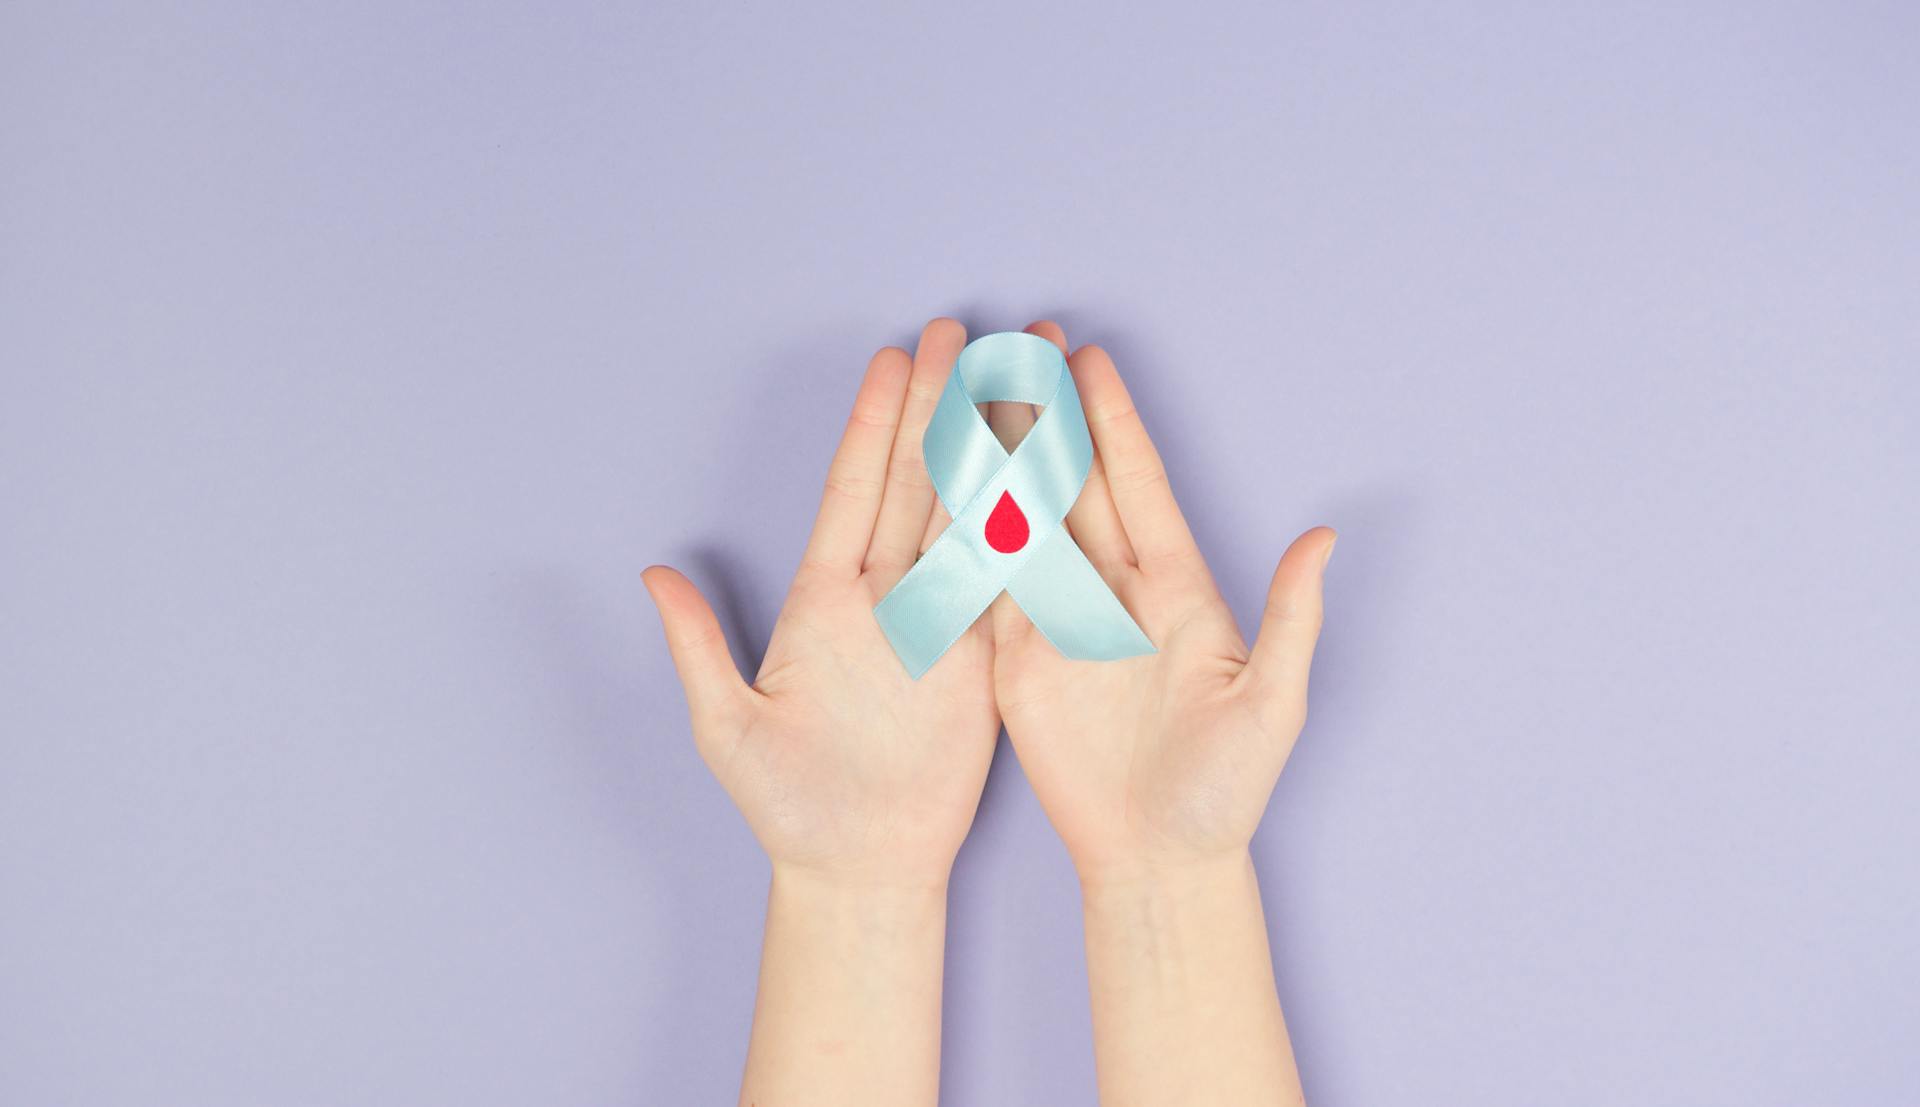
[992,322,1333,1107]
[644,318,1333,1106]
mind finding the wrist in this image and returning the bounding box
[1077,849,1272,995]
[763,864,949,1006]
[770,861,951,907]
[1075,853,1298,1104]
[1073,848,1257,899]
[747,861,950,1106]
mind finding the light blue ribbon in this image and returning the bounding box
[873,331,1156,678]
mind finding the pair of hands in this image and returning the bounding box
[644,317,1335,898]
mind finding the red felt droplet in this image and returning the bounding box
[984,490,1029,553]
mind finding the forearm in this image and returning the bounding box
[1079,852,1304,1107]
[739,866,949,1107]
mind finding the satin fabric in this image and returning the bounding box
[872,331,1156,678]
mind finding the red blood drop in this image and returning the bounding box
[984,490,1029,553]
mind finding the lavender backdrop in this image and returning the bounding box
[3,3,1916,1104]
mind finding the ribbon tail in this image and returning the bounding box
[872,520,1012,679]
[1006,525,1155,661]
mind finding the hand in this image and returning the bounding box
[985,322,1330,1106]
[643,319,1000,1104]
[643,318,1000,890]
[987,322,1336,886]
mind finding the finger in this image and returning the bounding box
[1024,318,1068,352]
[986,397,1037,455]
[1069,344,1203,572]
[865,318,965,586]
[641,565,752,728]
[1243,527,1337,730]
[1024,322,1135,572]
[1066,446,1138,576]
[918,501,951,556]
[800,346,913,576]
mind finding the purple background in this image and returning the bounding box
[3,3,1916,1104]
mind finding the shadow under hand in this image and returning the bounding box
[1249,485,1425,1106]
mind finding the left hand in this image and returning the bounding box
[986,322,1336,887]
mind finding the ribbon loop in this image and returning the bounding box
[873,332,1156,678]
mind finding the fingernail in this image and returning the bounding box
[1321,534,1338,568]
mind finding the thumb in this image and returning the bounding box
[641,565,750,726]
[1243,526,1336,728]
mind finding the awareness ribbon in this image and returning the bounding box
[873,331,1155,678]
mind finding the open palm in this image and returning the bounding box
[643,319,1000,887]
[987,322,1336,883]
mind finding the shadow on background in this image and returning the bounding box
[509,564,763,1104]
[1250,484,1424,1104]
